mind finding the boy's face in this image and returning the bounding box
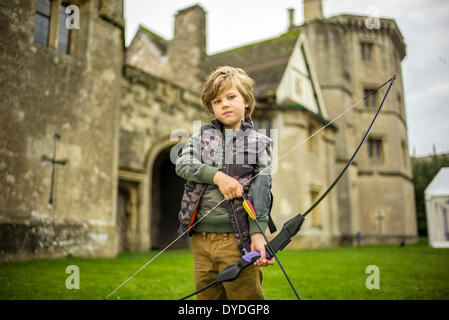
[211,84,248,130]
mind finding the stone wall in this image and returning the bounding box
[0,0,124,260]
[269,108,338,248]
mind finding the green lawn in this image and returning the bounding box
[1,238,448,300]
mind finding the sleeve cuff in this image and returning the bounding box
[198,165,220,185]
[249,218,268,235]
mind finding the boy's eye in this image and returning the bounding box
[213,96,235,104]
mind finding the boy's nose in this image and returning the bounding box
[222,98,230,106]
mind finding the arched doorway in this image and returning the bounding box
[151,146,186,249]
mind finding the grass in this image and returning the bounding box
[0,238,448,300]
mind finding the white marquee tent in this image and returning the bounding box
[425,167,449,248]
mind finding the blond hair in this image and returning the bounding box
[201,66,255,119]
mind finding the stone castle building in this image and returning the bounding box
[0,0,417,261]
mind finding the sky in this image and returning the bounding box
[124,0,449,157]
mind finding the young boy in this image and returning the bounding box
[176,66,274,300]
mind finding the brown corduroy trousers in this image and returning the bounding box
[191,232,264,300]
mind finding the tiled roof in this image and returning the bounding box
[205,29,301,98]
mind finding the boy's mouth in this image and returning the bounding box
[223,111,232,116]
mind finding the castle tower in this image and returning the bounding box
[295,0,418,245]
[166,4,207,93]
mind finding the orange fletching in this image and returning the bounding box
[243,198,257,220]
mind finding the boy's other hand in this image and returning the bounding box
[250,233,275,267]
[213,171,243,200]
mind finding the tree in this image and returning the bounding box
[412,153,449,236]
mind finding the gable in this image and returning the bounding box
[276,32,328,119]
[126,25,170,79]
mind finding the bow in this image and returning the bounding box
[179,75,396,300]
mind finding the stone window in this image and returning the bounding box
[401,139,408,167]
[295,77,302,97]
[364,87,377,108]
[34,0,52,46]
[34,0,75,55]
[57,3,72,54]
[361,42,374,61]
[308,122,318,154]
[310,190,322,229]
[397,92,403,117]
[367,137,384,160]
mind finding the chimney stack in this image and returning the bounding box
[288,8,295,30]
[167,4,207,92]
[303,0,323,22]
